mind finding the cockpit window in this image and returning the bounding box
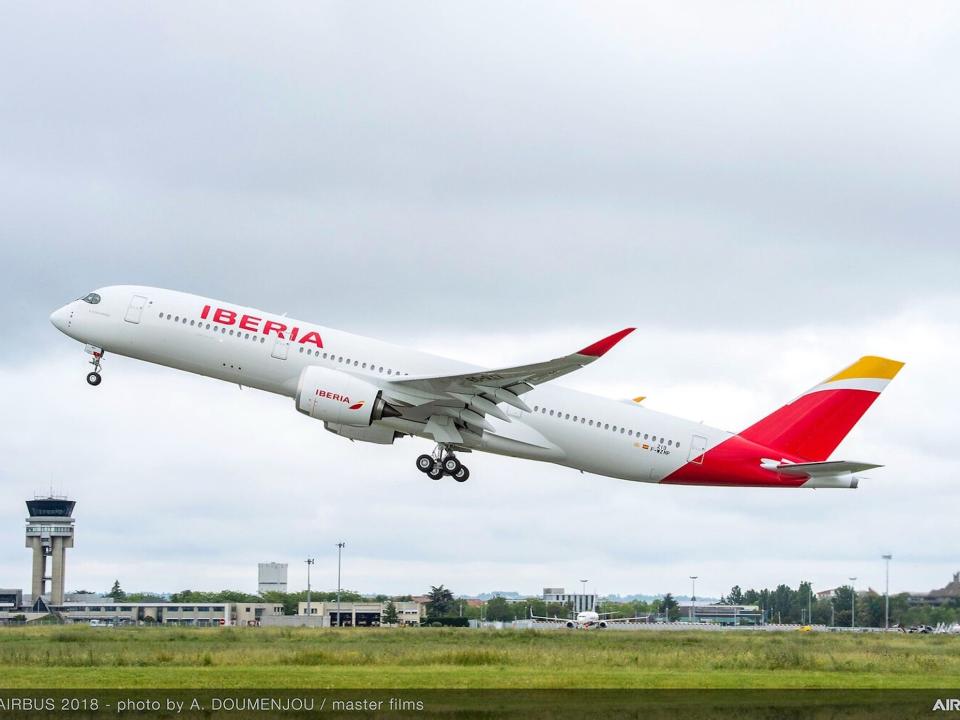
[81,293,101,304]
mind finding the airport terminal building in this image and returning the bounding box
[296,601,423,627]
[51,601,285,626]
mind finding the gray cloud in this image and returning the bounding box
[1,2,958,598]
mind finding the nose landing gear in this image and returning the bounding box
[416,447,470,482]
[85,346,104,386]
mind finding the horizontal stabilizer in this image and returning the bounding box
[776,460,882,477]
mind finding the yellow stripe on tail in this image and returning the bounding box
[825,356,905,383]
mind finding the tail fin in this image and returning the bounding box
[739,356,904,461]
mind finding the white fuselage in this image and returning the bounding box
[575,611,601,626]
[51,286,733,483]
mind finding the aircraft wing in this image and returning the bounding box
[603,615,654,624]
[386,329,635,441]
[529,613,572,623]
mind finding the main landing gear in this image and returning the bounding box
[416,447,470,482]
[85,347,104,386]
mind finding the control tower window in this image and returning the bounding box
[81,293,101,304]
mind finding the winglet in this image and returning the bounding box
[577,328,635,357]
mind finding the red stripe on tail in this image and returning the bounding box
[739,388,881,461]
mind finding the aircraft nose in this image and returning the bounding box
[50,304,71,333]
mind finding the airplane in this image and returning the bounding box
[50,286,904,486]
[529,607,651,629]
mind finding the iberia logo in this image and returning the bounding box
[315,389,365,411]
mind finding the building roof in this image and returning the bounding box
[926,572,960,599]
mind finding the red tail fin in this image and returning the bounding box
[739,356,904,461]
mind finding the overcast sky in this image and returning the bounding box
[1,2,958,600]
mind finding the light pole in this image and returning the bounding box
[690,576,698,623]
[849,577,857,629]
[305,558,314,619]
[336,542,346,627]
[882,555,892,631]
[580,579,588,611]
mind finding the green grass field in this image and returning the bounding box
[0,626,957,689]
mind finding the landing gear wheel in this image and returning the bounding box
[426,465,444,481]
[416,454,434,473]
[442,456,462,475]
[453,466,470,483]
[86,372,102,386]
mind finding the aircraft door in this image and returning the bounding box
[688,434,708,464]
[124,295,148,324]
[271,337,290,360]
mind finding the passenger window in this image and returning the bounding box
[612,425,617,432]
[589,420,594,426]
[604,424,609,430]
[628,430,633,436]
[549,410,554,416]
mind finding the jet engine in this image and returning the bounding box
[565,621,576,629]
[598,621,607,629]
[296,366,401,427]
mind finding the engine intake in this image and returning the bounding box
[296,366,400,427]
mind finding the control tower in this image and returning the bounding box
[25,496,76,606]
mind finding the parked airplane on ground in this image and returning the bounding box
[529,607,651,629]
[50,286,903,486]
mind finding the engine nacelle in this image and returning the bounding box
[598,621,607,629]
[296,366,400,427]
[565,621,576,629]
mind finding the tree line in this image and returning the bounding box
[103,580,960,627]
